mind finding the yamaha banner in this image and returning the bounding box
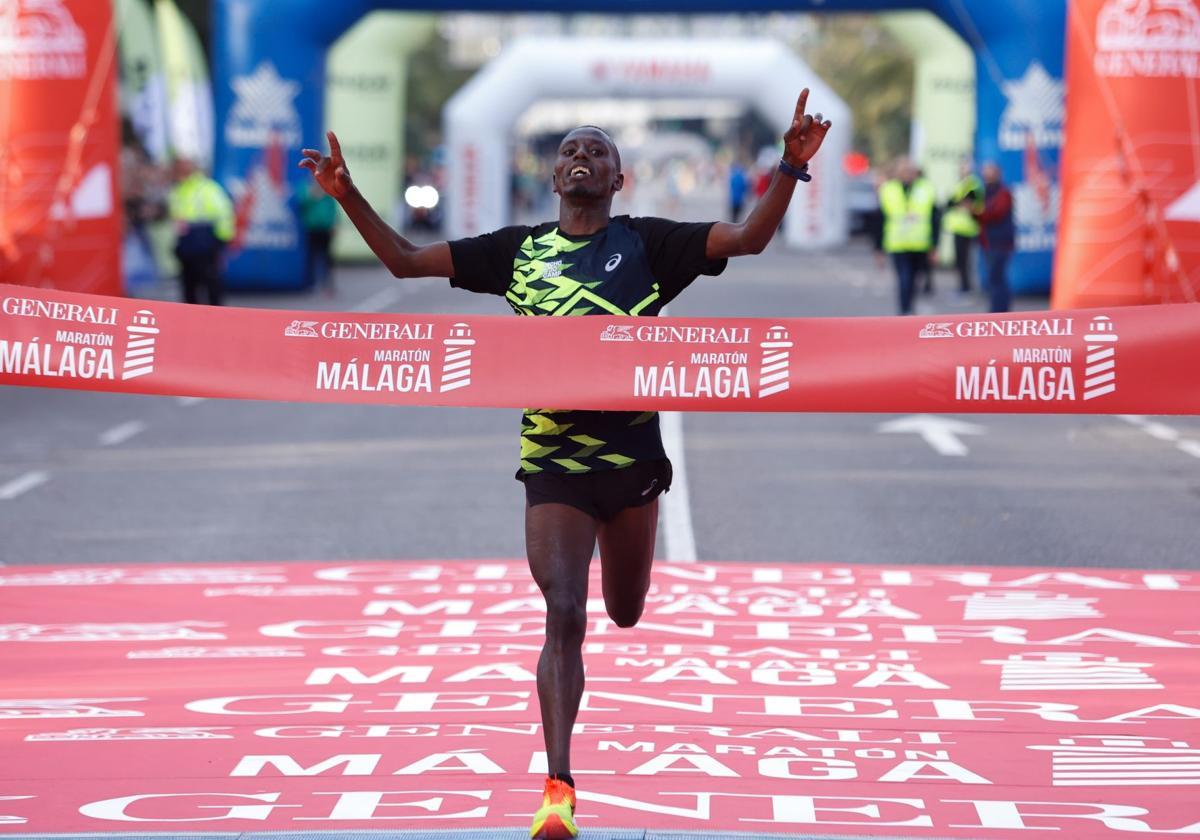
[2,285,1198,414]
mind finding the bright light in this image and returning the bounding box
[404,185,439,209]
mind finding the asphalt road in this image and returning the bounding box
[2,240,1198,569]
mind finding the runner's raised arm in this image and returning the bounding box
[299,131,453,279]
[705,88,832,259]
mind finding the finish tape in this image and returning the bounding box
[2,285,1198,414]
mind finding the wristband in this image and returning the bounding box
[778,158,812,182]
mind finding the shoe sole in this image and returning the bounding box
[532,811,577,839]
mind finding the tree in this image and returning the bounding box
[806,15,913,164]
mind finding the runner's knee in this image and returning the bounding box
[605,595,645,629]
[543,590,587,644]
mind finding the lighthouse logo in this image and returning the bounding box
[758,325,793,398]
[1083,315,1118,400]
[122,310,159,381]
[440,323,475,393]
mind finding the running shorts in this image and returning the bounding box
[519,459,673,522]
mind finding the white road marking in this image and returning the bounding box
[351,286,405,313]
[660,409,698,563]
[99,421,147,447]
[0,471,49,501]
[657,303,697,564]
[1178,440,1200,459]
[1119,415,1199,460]
[877,414,985,457]
[1141,422,1181,443]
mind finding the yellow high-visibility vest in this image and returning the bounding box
[943,174,983,238]
[879,178,936,253]
[169,173,235,242]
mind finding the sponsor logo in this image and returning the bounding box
[600,325,635,342]
[285,320,433,341]
[0,0,86,80]
[126,646,304,659]
[121,309,158,381]
[999,61,1065,150]
[0,623,226,642]
[542,260,564,279]
[1083,315,1119,400]
[0,699,143,719]
[284,320,319,338]
[758,325,793,398]
[589,59,711,85]
[225,61,302,148]
[640,479,658,497]
[629,325,752,345]
[932,318,1076,339]
[1030,736,1200,786]
[1096,0,1200,78]
[0,567,286,586]
[605,253,623,272]
[953,315,1117,403]
[919,323,955,339]
[1,297,117,325]
[440,323,475,393]
[26,727,233,741]
[203,585,359,598]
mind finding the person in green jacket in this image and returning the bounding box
[943,158,984,297]
[167,158,234,306]
[878,158,937,315]
[294,180,339,294]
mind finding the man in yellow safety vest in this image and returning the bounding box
[942,158,984,297]
[168,158,235,306]
[878,157,937,315]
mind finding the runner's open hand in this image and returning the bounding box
[782,89,832,166]
[299,131,353,200]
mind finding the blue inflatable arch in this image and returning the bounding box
[213,0,1065,293]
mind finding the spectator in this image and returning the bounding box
[295,180,338,293]
[728,159,749,222]
[943,158,984,297]
[878,158,937,315]
[167,158,234,306]
[971,161,1016,313]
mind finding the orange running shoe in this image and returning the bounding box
[529,776,578,839]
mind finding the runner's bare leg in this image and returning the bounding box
[598,500,659,627]
[526,502,597,779]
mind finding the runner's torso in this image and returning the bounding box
[448,216,726,475]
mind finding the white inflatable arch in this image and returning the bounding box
[445,38,852,249]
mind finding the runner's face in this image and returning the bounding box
[553,129,622,200]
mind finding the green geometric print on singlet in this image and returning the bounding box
[506,228,662,318]
[506,227,664,475]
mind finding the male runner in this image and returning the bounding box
[300,90,831,839]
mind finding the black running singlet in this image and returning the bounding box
[449,216,727,475]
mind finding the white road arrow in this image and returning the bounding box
[877,414,986,457]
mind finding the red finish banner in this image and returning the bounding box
[1054,0,1200,308]
[1,284,1199,414]
[0,0,122,297]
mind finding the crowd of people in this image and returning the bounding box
[121,131,1017,320]
[862,156,1015,315]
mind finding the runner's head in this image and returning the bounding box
[982,161,1002,186]
[553,126,623,202]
